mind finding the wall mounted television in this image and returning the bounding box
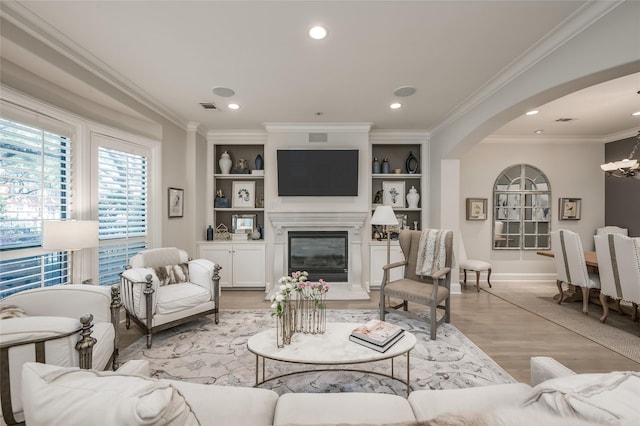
[277,149,359,196]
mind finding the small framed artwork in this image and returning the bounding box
[382,181,405,208]
[466,198,487,220]
[232,214,257,233]
[232,181,256,208]
[559,198,581,220]
[168,187,184,218]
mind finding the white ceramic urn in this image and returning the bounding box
[406,186,420,208]
[219,151,232,174]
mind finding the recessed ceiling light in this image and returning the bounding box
[632,111,640,116]
[526,110,539,116]
[534,129,544,134]
[212,87,235,97]
[390,103,402,109]
[228,103,239,110]
[309,26,327,40]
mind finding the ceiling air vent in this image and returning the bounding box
[555,117,575,122]
[309,132,328,143]
[200,102,218,110]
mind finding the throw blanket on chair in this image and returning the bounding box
[416,229,449,276]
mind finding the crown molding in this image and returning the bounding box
[1,1,189,130]
[369,130,429,143]
[263,123,372,133]
[482,134,603,145]
[206,130,268,143]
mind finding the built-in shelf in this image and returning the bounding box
[371,173,421,179]
[214,174,264,180]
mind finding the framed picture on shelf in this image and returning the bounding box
[466,198,487,220]
[232,181,255,208]
[382,181,405,208]
[232,214,257,233]
[168,187,184,218]
[559,198,581,220]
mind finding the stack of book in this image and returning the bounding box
[349,319,404,352]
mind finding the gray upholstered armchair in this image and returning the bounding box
[119,247,221,349]
[379,229,453,340]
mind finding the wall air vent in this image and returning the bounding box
[309,132,328,143]
[200,102,218,110]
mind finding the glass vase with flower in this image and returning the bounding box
[270,280,295,348]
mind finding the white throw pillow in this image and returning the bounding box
[21,362,200,426]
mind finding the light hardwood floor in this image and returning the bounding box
[119,285,639,383]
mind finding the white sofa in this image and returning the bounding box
[20,357,640,425]
[0,284,120,425]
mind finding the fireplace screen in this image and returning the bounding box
[288,231,348,282]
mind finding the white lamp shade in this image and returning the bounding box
[43,220,99,250]
[371,205,398,226]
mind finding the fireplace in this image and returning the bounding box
[288,231,348,282]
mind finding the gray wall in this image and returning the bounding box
[604,136,640,237]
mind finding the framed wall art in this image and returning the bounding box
[382,181,405,208]
[466,198,487,220]
[168,187,184,218]
[559,197,581,220]
[232,214,257,233]
[232,181,255,208]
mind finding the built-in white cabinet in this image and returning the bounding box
[368,243,405,288]
[198,242,266,288]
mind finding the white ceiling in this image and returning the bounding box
[1,1,639,139]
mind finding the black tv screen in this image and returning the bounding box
[277,150,359,196]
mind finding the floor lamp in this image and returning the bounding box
[371,206,399,306]
[43,220,99,284]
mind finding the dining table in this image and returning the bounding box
[536,250,598,270]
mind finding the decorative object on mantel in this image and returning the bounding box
[214,223,230,240]
[372,157,381,174]
[600,130,640,179]
[381,158,390,174]
[219,151,232,174]
[559,197,581,220]
[255,154,264,170]
[405,151,418,174]
[406,186,420,209]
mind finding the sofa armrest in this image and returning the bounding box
[530,356,576,386]
[120,268,158,318]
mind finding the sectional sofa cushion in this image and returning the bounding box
[21,362,200,426]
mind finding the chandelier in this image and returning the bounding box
[600,131,640,179]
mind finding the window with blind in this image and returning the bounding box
[97,144,148,286]
[0,117,71,298]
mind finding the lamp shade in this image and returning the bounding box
[42,220,99,250]
[371,205,398,226]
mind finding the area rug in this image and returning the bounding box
[119,310,514,395]
[483,282,640,364]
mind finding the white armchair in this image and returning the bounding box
[119,247,221,349]
[0,284,120,425]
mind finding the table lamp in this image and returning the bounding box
[371,205,399,266]
[43,220,99,284]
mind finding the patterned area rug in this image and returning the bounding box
[483,282,640,363]
[120,310,514,395]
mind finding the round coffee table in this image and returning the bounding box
[246,322,416,395]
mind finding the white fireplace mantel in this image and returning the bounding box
[268,211,369,234]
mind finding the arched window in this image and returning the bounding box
[493,164,551,250]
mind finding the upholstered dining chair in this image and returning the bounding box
[550,230,600,315]
[596,226,629,236]
[594,233,640,328]
[458,237,492,292]
[379,229,453,340]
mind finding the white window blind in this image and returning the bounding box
[97,145,148,285]
[0,116,71,298]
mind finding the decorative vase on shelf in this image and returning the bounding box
[405,151,418,174]
[219,151,232,174]
[372,157,381,174]
[381,158,390,174]
[255,154,264,170]
[406,186,420,209]
[206,225,214,241]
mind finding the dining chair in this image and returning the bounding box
[594,233,640,327]
[550,230,600,315]
[596,226,629,236]
[458,237,492,292]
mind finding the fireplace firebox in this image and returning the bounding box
[288,231,348,282]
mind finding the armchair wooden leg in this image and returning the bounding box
[581,287,590,315]
[486,268,492,288]
[475,271,480,292]
[463,269,467,287]
[556,280,564,304]
[599,293,609,323]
